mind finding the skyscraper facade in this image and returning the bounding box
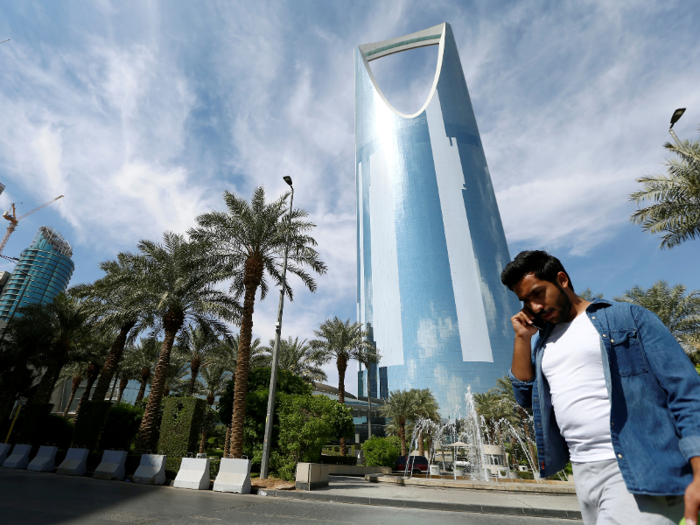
[0,226,74,322]
[355,23,520,414]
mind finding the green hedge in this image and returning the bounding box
[99,402,144,451]
[43,414,74,449]
[319,454,357,466]
[158,397,206,478]
[361,436,399,467]
[72,401,113,450]
[16,403,52,445]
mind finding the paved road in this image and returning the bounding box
[0,469,581,525]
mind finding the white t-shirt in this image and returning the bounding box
[541,313,616,463]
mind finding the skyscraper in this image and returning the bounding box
[0,226,75,322]
[355,23,520,414]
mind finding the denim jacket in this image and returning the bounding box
[509,299,700,495]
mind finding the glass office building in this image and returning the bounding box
[0,226,75,322]
[355,23,521,415]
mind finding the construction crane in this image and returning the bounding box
[0,195,64,257]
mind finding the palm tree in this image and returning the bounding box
[189,187,326,458]
[216,334,267,375]
[71,257,149,406]
[196,362,232,453]
[614,280,700,360]
[578,288,603,302]
[178,325,220,395]
[356,342,380,439]
[121,338,161,403]
[311,317,372,455]
[380,390,416,456]
[262,336,327,383]
[123,232,240,452]
[32,292,92,405]
[58,363,83,417]
[412,389,440,457]
[630,129,700,248]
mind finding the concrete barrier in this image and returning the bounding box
[0,443,11,464]
[133,454,167,485]
[326,465,392,476]
[27,446,58,472]
[2,444,31,469]
[295,463,329,491]
[57,448,89,476]
[94,450,128,481]
[213,457,251,494]
[173,457,210,490]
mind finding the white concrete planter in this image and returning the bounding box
[213,457,251,494]
[57,448,89,476]
[173,457,210,490]
[2,444,31,469]
[27,446,58,472]
[94,450,128,481]
[133,454,167,485]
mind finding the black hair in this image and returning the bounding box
[500,250,574,292]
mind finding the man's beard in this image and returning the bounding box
[550,284,573,325]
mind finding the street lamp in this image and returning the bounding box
[260,176,294,479]
[668,108,700,163]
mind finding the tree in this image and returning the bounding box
[614,280,700,362]
[262,336,327,383]
[490,376,536,467]
[356,342,380,439]
[380,390,416,456]
[216,334,267,375]
[189,187,326,458]
[178,325,220,395]
[31,292,92,405]
[196,362,232,453]
[124,232,240,452]
[578,288,603,302]
[412,389,440,457]
[121,338,160,403]
[310,317,372,455]
[630,128,700,248]
[71,257,149,406]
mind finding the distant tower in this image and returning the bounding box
[0,226,75,322]
[355,23,520,414]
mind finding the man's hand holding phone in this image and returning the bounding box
[510,306,540,382]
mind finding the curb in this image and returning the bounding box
[365,474,577,494]
[259,489,583,520]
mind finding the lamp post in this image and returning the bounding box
[668,108,700,163]
[260,175,294,479]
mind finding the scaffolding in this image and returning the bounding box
[32,226,73,258]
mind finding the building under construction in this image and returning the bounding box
[0,226,75,322]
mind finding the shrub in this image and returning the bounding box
[273,394,354,481]
[319,454,357,466]
[43,414,74,449]
[99,402,144,451]
[216,368,312,465]
[362,436,399,467]
[158,397,206,478]
[72,401,113,450]
[17,403,52,445]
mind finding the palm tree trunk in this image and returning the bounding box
[337,355,347,456]
[117,376,129,403]
[399,418,407,456]
[224,425,231,457]
[230,256,263,458]
[188,356,201,396]
[135,368,150,403]
[74,363,100,421]
[418,431,425,457]
[62,372,82,417]
[91,320,135,404]
[109,370,119,401]
[135,309,183,453]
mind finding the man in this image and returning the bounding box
[500,250,700,525]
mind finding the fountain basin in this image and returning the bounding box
[366,473,576,494]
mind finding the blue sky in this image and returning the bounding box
[1,1,699,395]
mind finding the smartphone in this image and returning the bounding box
[531,313,546,331]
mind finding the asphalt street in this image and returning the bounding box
[0,468,582,525]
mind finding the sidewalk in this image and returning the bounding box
[261,475,583,520]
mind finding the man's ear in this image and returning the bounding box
[557,271,570,290]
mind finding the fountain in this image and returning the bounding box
[398,387,564,484]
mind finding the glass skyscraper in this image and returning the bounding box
[0,226,75,322]
[355,23,520,415]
